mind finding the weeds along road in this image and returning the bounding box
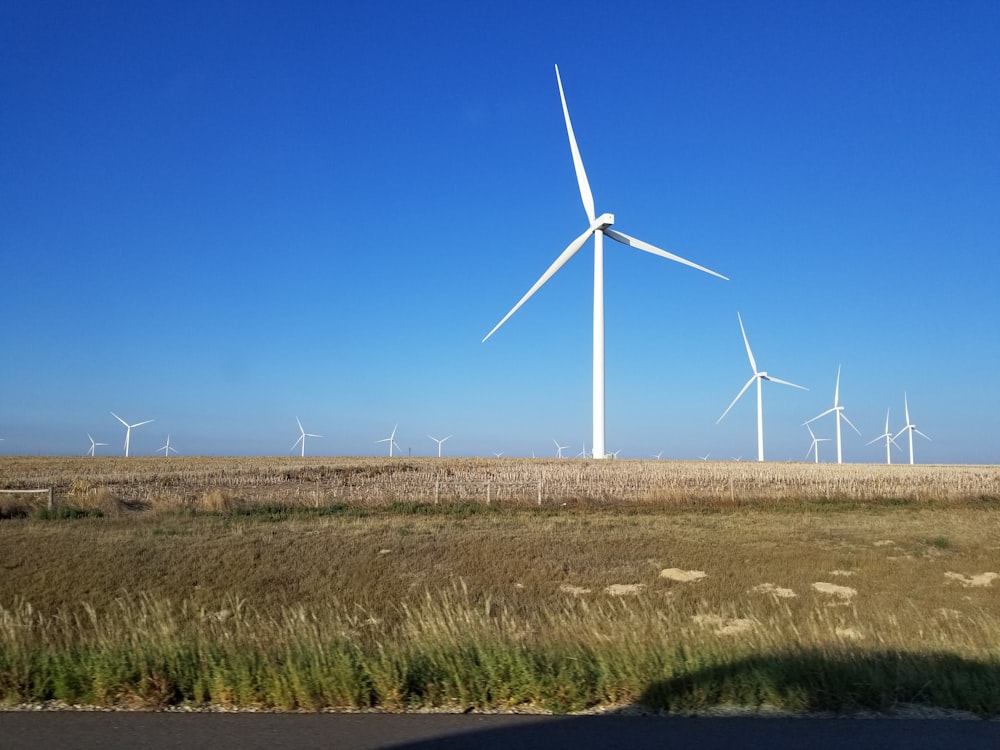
[1,712,999,749]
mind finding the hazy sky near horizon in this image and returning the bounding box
[2,1,998,463]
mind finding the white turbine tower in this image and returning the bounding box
[867,409,900,465]
[553,439,568,459]
[86,434,108,457]
[158,435,178,457]
[428,434,452,458]
[111,412,153,457]
[805,424,830,463]
[377,424,400,457]
[483,65,727,460]
[717,313,806,462]
[291,418,321,457]
[804,365,861,464]
[894,394,931,465]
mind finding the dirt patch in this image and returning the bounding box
[604,583,645,596]
[559,584,591,596]
[751,583,797,598]
[659,568,707,583]
[812,582,857,599]
[944,572,998,588]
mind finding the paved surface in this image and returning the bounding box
[1,712,999,749]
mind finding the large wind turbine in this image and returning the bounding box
[804,366,861,464]
[158,435,178,457]
[377,424,400,457]
[553,439,568,459]
[717,313,806,462]
[894,394,931,465]
[86,434,108,457]
[805,424,830,463]
[111,412,153,457]
[867,409,900,465]
[428,434,452,458]
[291,418,321,457]
[483,65,728,460]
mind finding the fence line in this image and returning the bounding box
[0,487,53,510]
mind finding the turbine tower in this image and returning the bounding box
[428,434,452,458]
[804,365,861,464]
[111,412,153,457]
[717,313,806,462]
[377,424,400,457]
[867,409,899,465]
[894,394,930,465]
[291,418,321,457]
[805,424,830,463]
[483,65,727,460]
[86,434,108,457]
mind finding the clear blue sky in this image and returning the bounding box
[2,0,998,463]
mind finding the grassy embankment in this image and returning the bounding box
[1,457,999,714]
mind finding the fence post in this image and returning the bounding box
[537,474,543,506]
[48,487,54,511]
[486,479,491,506]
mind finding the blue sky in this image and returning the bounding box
[2,0,998,463]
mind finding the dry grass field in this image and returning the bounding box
[1,457,999,714]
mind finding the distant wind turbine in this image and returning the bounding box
[717,313,806,462]
[805,424,830,463]
[291,418,321,457]
[111,412,153,457]
[553,439,568,459]
[86,433,108,457]
[428,434,452,458]
[482,64,727,461]
[377,424,400,457]
[867,409,900,465]
[894,394,931,465]
[804,366,861,464]
[158,435,178,457]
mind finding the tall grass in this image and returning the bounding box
[2,587,998,713]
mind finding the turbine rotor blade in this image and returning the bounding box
[111,412,128,427]
[766,376,807,391]
[554,64,595,223]
[717,375,757,423]
[914,429,931,441]
[132,419,154,428]
[841,412,862,435]
[834,365,842,406]
[736,313,758,374]
[804,407,836,425]
[482,226,594,342]
[604,228,728,280]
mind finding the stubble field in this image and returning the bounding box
[1,456,999,715]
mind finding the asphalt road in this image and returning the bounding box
[1,712,999,749]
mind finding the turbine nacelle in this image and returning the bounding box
[591,213,614,230]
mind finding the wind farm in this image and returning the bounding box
[2,1,998,724]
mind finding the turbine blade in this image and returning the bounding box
[840,412,862,435]
[717,375,757,423]
[554,64,595,223]
[297,417,304,433]
[291,436,304,451]
[482,227,594,342]
[866,434,884,446]
[132,419,154,428]
[804,407,836,425]
[834,365,842,406]
[914,429,931,441]
[766,376,807,390]
[111,412,128,427]
[604,228,728,280]
[736,313,758,374]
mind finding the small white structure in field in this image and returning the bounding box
[111,412,153,457]
[894,393,931,465]
[804,365,861,464]
[86,433,108,457]
[428,434,452,458]
[291,417,321,457]
[377,424,400,457]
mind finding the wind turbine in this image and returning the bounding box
[553,439,568,459]
[111,412,153,457]
[158,435,178,457]
[804,424,830,463]
[86,434,108,457]
[717,313,806,462]
[291,418,321,457]
[483,64,727,460]
[377,424,400,457]
[867,409,900,465]
[428,434,452,458]
[804,365,861,464]
[894,393,931,465]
